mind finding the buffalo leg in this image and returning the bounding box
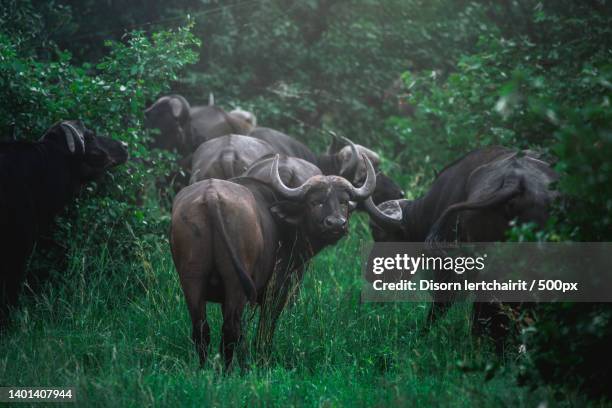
[220,295,246,369]
[256,298,283,358]
[180,278,210,366]
[255,269,299,357]
[172,211,213,366]
[0,241,30,327]
[427,286,452,324]
[427,268,460,325]
[191,305,210,366]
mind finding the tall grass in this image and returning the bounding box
[1,214,562,406]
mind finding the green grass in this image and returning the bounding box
[1,214,561,407]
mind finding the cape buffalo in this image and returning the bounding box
[243,154,322,187]
[249,127,404,204]
[365,146,558,243]
[319,136,381,184]
[189,135,276,183]
[248,127,318,163]
[320,139,404,205]
[170,154,376,367]
[0,121,128,323]
[365,146,558,346]
[144,94,254,155]
[317,142,405,204]
[230,108,257,128]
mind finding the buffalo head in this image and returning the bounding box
[269,153,376,244]
[371,172,405,205]
[40,120,128,181]
[337,143,380,183]
[229,108,257,128]
[327,136,405,205]
[144,94,191,154]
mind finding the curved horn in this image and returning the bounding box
[339,136,359,178]
[60,122,85,153]
[326,131,339,154]
[270,154,308,200]
[64,130,75,153]
[364,198,403,230]
[347,153,376,200]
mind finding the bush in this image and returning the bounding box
[2,0,611,401]
[0,2,200,284]
[386,1,612,400]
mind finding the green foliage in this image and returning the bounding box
[520,303,612,402]
[0,217,564,406]
[0,4,200,272]
[550,78,612,241]
[41,0,515,184]
[1,0,611,404]
[384,1,612,400]
[173,0,501,153]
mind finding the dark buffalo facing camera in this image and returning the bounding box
[249,128,405,207]
[0,120,128,323]
[170,154,377,367]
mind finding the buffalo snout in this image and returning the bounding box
[94,136,129,167]
[323,215,347,230]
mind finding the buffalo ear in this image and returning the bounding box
[169,97,186,119]
[326,134,342,154]
[41,120,85,154]
[60,121,86,153]
[270,201,304,226]
[348,201,358,212]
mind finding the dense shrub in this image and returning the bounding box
[386,1,612,400]
[1,0,611,402]
[42,0,504,156]
[0,3,200,280]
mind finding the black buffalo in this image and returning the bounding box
[144,95,256,198]
[170,154,376,367]
[250,127,404,204]
[0,121,128,323]
[189,134,276,183]
[248,127,317,163]
[144,94,254,156]
[243,154,322,187]
[365,146,558,346]
[366,146,558,242]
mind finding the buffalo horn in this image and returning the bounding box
[270,154,308,200]
[60,122,85,153]
[339,136,359,178]
[364,197,403,229]
[345,153,376,200]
